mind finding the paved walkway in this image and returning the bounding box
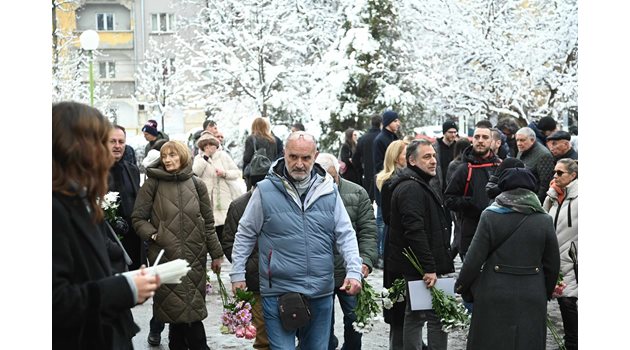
[130,258,565,349]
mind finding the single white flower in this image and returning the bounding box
[381,289,389,297]
[382,298,393,309]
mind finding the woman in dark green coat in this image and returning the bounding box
[455,168,560,350]
[132,141,224,350]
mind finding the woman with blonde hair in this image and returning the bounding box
[375,140,408,193]
[193,132,244,244]
[53,101,159,349]
[376,139,409,349]
[243,117,278,189]
[132,140,224,349]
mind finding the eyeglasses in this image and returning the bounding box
[554,170,567,177]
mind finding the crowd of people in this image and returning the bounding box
[52,101,577,350]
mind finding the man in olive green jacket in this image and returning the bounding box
[316,153,378,350]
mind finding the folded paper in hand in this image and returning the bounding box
[408,278,456,311]
[121,259,190,284]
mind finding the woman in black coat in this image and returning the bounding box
[52,102,159,350]
[455,168,560,350]
[339,128,362,185]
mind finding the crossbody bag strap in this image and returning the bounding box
[487,214,529,258]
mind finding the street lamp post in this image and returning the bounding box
[79,30,100,106]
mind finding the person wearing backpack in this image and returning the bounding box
[444,125,501,260]
[243,117,278,190]
[132,141,224,349]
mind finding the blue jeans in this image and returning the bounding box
[328,289,361,350]
[376,205,384,257]
[264,294,333,350]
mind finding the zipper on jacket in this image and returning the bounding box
[268,249,273,288]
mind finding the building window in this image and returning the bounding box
[163,58,176,76]
[98,61,116,79]
[96,13,114,31]
[151,13,175,32]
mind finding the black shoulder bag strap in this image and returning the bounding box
[487,214,530,258]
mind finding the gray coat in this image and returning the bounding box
[456,209,560,350]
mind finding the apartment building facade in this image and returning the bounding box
[53,0,205,137]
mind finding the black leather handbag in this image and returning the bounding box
[278,292,311,331]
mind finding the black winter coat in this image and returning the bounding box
[339,143,362,185]
[432,137,455,195]
[455,209,560,350]
[381,173,405,325]
[517,141,555,203]
[222,191,261,292]
[387,167,454,277]
[373,128,399,176]
[444,146,500,256]
[108,159,143,270]
[352,127,380,201]
[53,192,138,350]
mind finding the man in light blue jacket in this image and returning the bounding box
[230,131,364,350]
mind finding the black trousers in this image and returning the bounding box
[168,321,208,350]
[557,296,578,350]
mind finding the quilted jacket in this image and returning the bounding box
[544,179,578,297]
[131,163,223,323]
[334,178,378,287]
[517,141,555,203]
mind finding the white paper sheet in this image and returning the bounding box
[408,277,456,311]
[120,258,191,284]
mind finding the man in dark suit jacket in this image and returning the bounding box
[108,125,143,270]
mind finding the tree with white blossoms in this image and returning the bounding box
[52,0,110,106]
[397,0,577,125]
[173,0,341,134]
[135,38,186,132]
[313,0,422,151]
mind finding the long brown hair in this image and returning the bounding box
[53,102,114,222]
[251,117,275,143]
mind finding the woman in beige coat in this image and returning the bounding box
[193,132,245,245]
[132,140,224,350]
[543,158,578,350]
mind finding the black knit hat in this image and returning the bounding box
[537,116,557,132]
[498,168,538,192]
[496,158,525,175]
[442,120,458,133]
[382,110,400,128]
[142,120,159,137]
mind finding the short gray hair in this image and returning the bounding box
[315,153,339,173]
[516,127,536,140]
